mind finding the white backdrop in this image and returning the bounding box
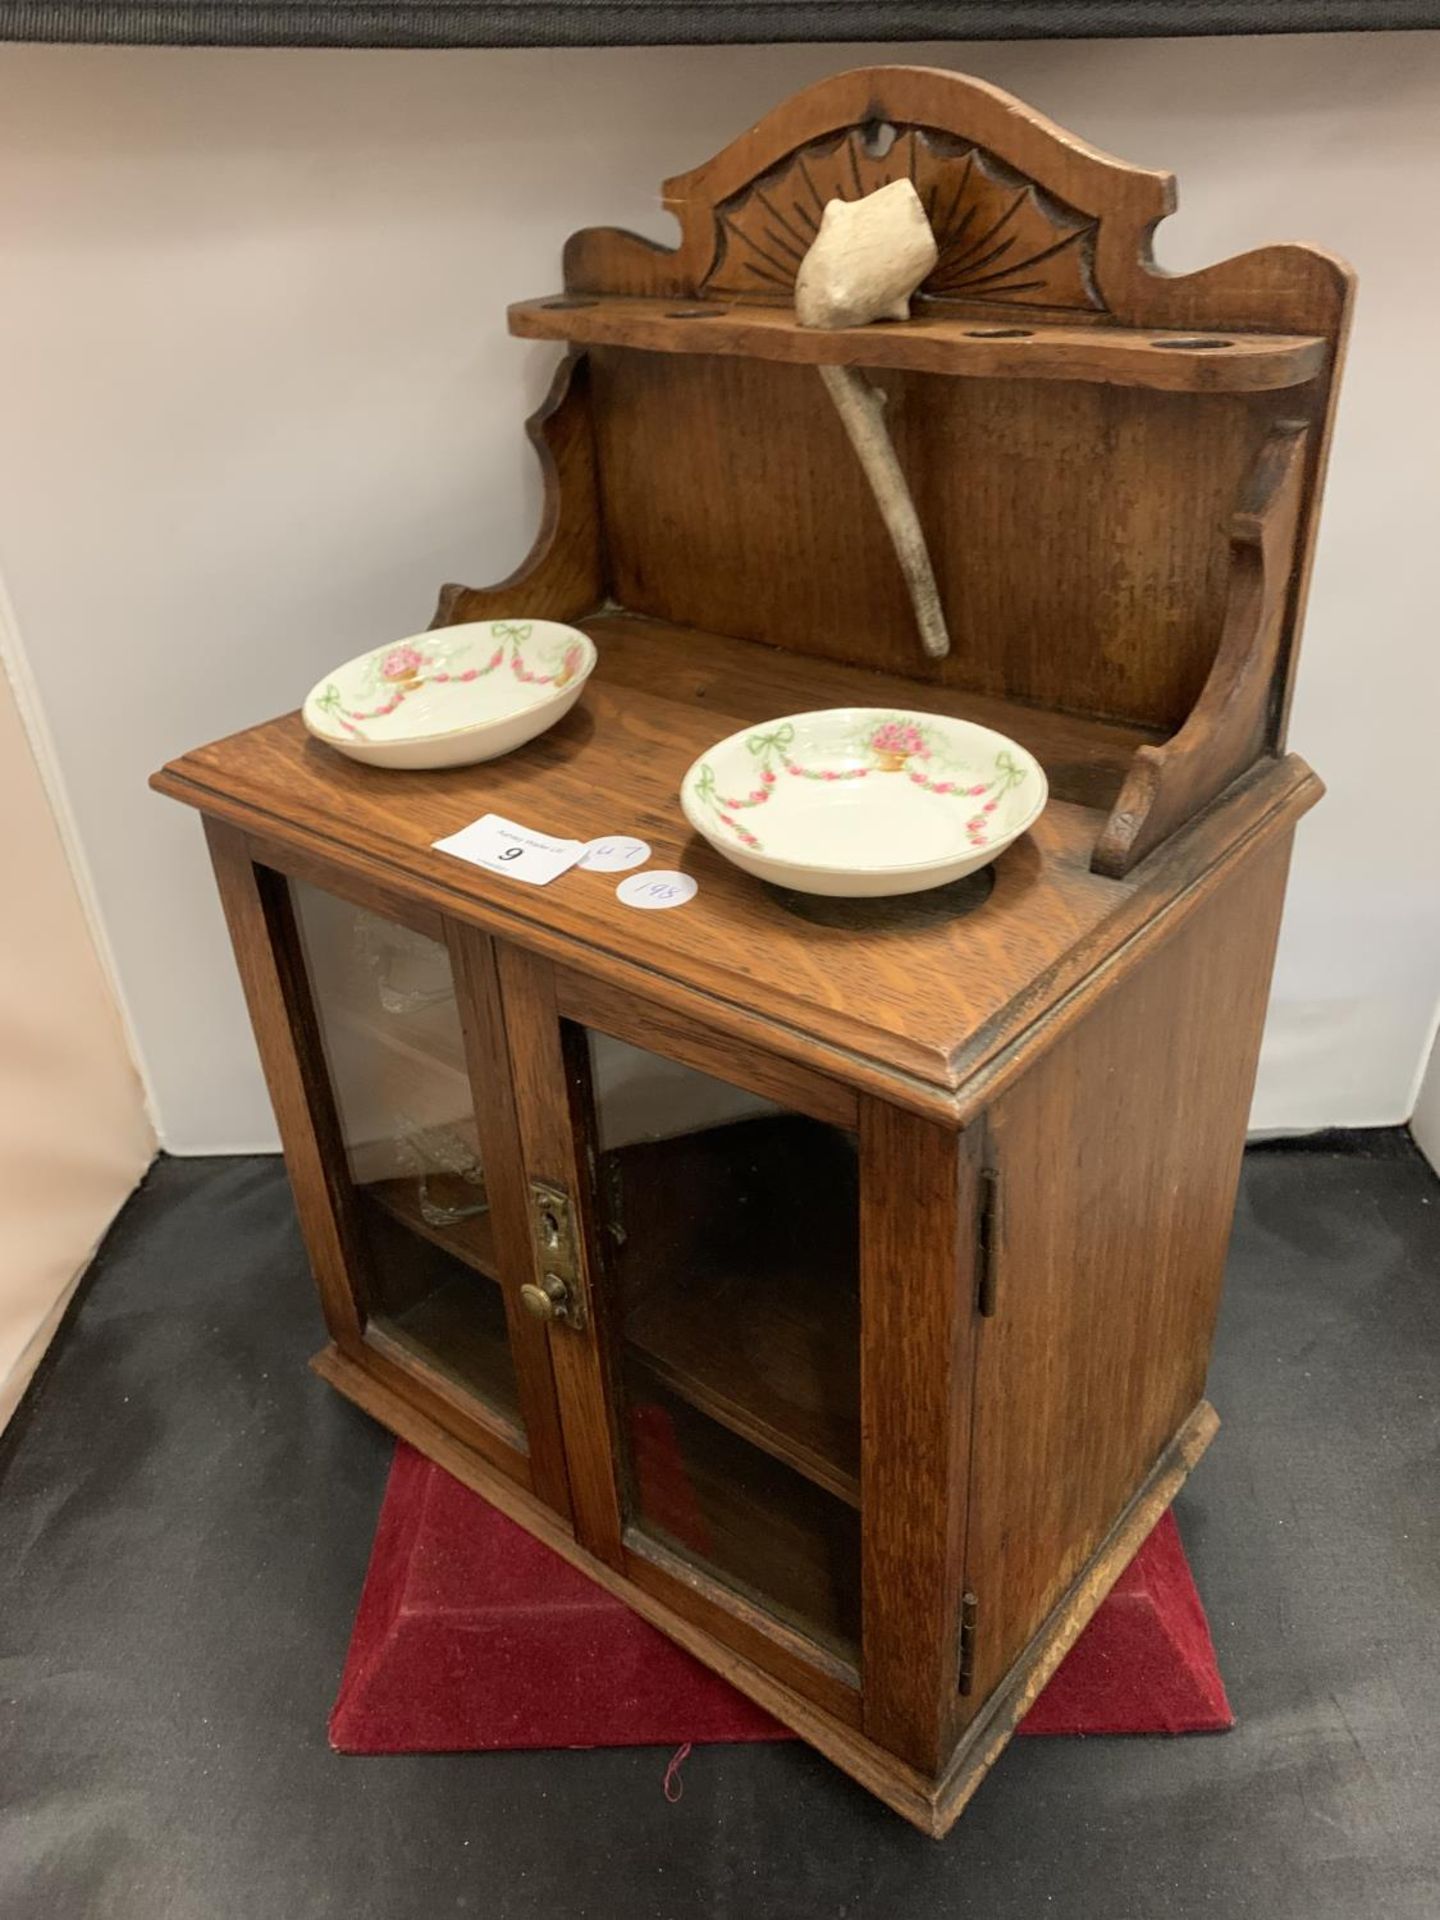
[0,34,1436,1150]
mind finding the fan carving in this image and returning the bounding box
[703,123,1104,313]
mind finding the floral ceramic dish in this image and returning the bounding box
[680,708,1047,897]
[302,619,596,770]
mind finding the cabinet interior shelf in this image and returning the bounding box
[625,1264,861,1508]
[610,1116,862,1509]
[364,1175,499,1282]
[510,294,1327,393]
[368,1300,523,1439]
[358,1190,522,1437]
[624,1373,861,1661]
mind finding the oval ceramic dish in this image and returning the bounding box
[302,619,596,770]
[680,708,1047,897]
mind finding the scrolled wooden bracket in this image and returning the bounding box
[1092,420,1311,879]
[432,350,607,632]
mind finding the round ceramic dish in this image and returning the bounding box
[302,619,596,770]
[680,707,1047,897]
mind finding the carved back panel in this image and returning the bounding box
[558,67,1352,734]
[700,124,1105,315]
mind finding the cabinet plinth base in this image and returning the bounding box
[313,1341,1216,1837]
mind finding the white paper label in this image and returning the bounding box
[432,813,587,887]
[616,870,698,911]
[578,835,652,874]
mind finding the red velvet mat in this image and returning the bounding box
[330,1443,1232,1753]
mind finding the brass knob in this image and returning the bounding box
[520,1273,570,1322]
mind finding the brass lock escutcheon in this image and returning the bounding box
[522,1178,587,1330]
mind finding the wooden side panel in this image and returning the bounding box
[590,347,1285,730]
[961,830,1293,1707]
[860,1102,977,1773]
[932,1402,1216,1834]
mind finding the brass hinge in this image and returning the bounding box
[958,1590,979,1695]
[521,1178,589,1331]
[975,1166,1002,1318]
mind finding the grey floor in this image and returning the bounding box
[1,1134,1436,1919]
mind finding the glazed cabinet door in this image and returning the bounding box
[205,823,570,1517]
[499,945,880,1724]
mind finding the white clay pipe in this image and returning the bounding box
[794,179,951,662]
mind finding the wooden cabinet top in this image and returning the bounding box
[153,611,1319,1125]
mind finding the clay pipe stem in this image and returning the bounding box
[818,363,949,660]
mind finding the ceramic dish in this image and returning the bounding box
[680,707,1047,897]
[302,619,596,770]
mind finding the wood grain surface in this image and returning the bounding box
[586,352,1290,727]
[447,920,574,1516]
[157,613,1321,1124]
[859,1104,977,1772]
[1093,418,1311,874]
[495,942,626,1565]
[962,836,1292,1706]
[933,1400,1219,1836]
[512,298,1326,392]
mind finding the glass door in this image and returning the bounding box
[568,1016,863,1678]
[286,877,564,1500]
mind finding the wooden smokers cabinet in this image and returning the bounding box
[152,69,1350,1836]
